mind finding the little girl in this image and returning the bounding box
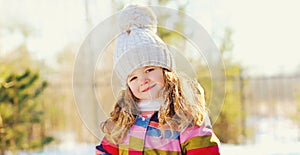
[96,5,220,155]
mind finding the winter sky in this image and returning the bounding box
[1,0,299,76]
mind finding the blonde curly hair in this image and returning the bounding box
[100,68,207,144]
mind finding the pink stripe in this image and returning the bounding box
[130,125,147,139]
[144,135,181,151]
[121,134,130,145]
[180,126,212,143]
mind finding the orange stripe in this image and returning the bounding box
[149,121,159,128]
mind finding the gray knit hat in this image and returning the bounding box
[114,5,175,89]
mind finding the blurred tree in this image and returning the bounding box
[55,46,100,143]
[210,27,246,144]
[0,69,53,154]
[0,23,55,154]
[291,85,300,141]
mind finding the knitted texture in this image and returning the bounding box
[118,5,158,33]
[113,5,175,89]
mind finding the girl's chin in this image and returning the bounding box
[140,95,161,100]
[138,89,163,100]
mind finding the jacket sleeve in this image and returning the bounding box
[96,137,119,155]
[180,114,220,155]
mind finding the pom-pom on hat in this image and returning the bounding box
[114,5,175,89]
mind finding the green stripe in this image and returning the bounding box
[119,144,129,155]
[181,134,220,151]
[119,149,128,155]
[129,136,144,151]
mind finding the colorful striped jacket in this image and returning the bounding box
[96,111,220,155]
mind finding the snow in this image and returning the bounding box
[221,117,300,155]
[10,117,300,155]
[221,143,300,155]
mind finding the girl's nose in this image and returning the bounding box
[140,76,149,85]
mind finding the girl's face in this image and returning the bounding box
[127,66,165,101]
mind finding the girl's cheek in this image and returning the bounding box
[134,84,140,92]
[129,83,138,92]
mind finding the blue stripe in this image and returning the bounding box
[134,117,150,128]
[147,126,161,137]
[146,126,181,139]
[96,145,111,155]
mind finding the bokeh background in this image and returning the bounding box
[1,0,300,154]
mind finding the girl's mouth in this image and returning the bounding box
[142,84,156,92]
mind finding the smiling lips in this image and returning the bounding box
[141,84,156,92]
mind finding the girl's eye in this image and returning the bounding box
[145,68,154,73]
[129,76,137,82]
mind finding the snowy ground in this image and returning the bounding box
[221,143,300,155]
[10,117,300,155]
[221,117,300,155]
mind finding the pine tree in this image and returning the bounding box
[0,69,53,154]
